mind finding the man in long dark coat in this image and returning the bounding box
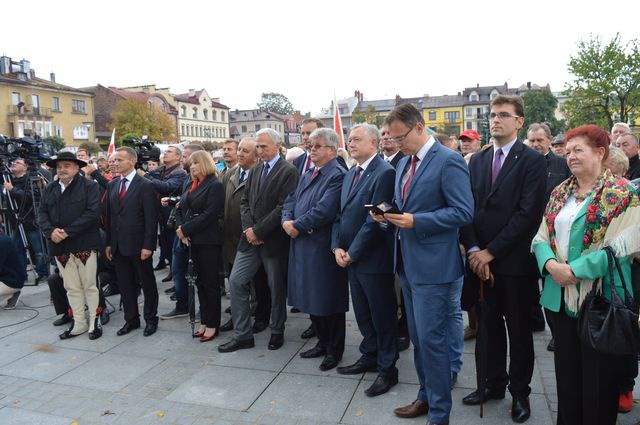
[283,128,347,372]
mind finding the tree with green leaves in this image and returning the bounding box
[43,135,65,151]
[519,90,566,139]
[256,92,294,115]
[562,33,640,130]
[111,99,177,143]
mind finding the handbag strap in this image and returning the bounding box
[603,246,634,307]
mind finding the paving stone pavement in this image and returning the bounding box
[2,270,639,425]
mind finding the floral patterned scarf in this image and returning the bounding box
[534,169,640,313]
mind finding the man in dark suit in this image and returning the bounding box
[283,128,347,371]
[332,124,398,396]
[105,147,160,337]
[294,118,348,176]
[218,128,299,353]
[461,95,547,423]
[373,104,474,425]
[379,123,409,352]
[527,123,572,345]
[379,123,405,168]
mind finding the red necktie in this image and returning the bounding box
[305,155,312,172]
[402,155,418,201]
[118,178,127,203]
[311,167,319,179]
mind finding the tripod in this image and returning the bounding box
[0,158,49,285]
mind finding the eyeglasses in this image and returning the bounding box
[388,126,414,143]
[310,144,332,150]
[489,112,520,121]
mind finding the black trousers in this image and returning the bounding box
[193,244,221,328]
[549,309,619,425]
[113,251,158,324]
[311,312,345,357]
[483,273,535,398]
[48,272,69,315]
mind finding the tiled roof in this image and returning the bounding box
[172,90,203,105]
[0,73,92,95]
[229,109,286,122]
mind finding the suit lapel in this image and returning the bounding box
[341,168,355,207]
[343,155,379,208]
[403,143,438,205]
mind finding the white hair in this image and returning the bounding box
[612,122,631,132]
[255,128,281,145]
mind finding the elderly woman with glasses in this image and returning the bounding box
[532,125,640,425]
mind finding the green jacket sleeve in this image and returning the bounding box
[533,242,556,277]
[569,250,608,280]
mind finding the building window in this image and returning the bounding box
[52,97,61,112]
[181,124,185,136]
[31,94,39,108]
[466,122,473,130]
[268,123,272,128]
[465,107,473,117]
[72,99,86,113]
[44,122,52,137]
[203,109,208,120]
[192,107,198,119]
[241,125,247,133]
[12,92,20,105]
[181,106,186,117]
[221,111,225,122]
[255,124,261,131]
[490,90,499,100]
[212,110,217,121]
[444,111,460,123]
[55,125,63,137]
[73,125,89,139]
[428,111,436,120]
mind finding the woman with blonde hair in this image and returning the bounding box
[175,151,225,342]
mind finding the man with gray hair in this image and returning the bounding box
[332,123,399,394]
[218,128,299,353]
[616,132,640,180]
[611,122,631,144]
[283,128,347,371]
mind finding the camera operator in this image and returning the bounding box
[2,157,50,283]
[38,152,103,340]
[136,145,187,272]
[0,234,26,308]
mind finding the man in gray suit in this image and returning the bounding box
[218,128,299,353]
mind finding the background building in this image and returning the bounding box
[0,55,95,146]
[229,109,285,141]
[172,89,230,144]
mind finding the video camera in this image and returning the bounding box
[0,134,53,164]
[122,135,161,171]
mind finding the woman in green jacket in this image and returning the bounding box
[532,125,640,425]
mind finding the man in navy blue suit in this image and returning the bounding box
[332,123,398,396]
[373,104,474,425]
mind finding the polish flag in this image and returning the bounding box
[333,98,345,149]
[107,129,116,155]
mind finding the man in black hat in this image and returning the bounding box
[38,152,103,339]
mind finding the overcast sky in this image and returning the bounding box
[3,0,638,115]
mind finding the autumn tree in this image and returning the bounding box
[352,104,384,126]
[562,33,640,129]
[111,99,177,143]
[257,92,295,115]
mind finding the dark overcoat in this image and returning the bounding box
[282,158,348,316]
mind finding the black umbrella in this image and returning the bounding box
[475,273,494,418]
[186,244,197,337]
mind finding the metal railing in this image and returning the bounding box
[7,105,53,117]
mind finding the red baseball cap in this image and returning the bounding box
[458,129,481,140]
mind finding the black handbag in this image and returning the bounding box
[577,246,640,355]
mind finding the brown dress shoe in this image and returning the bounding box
[393,399,429,418]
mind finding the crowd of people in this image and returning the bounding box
[1,95,639,425]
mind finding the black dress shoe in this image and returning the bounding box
[219,318,233,332]
[116,322,140,336]
[253,321,269,333]
[59,327,87,340]
[397,335,411,351]
[161,273,173,283]
[268,334,284,350]
[143,322,158,337]
[337,360,377,375]
[462,388,506,405]
[100,310,110,326]
[300,345,326,359]
[154,260,168,271]
[290,307,300,313]
[319,354,340,371]
[170,294,177,301]
[164,286,176,294]
[102,284,119,297]
[511,396,531,423]
[365,374,398,397]
[53,313,72,326]
[225,306,231,314]
[218,338,255,353]
[301,325,316,339]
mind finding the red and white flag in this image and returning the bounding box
[333,98,345,149]
[107,129,116,155]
